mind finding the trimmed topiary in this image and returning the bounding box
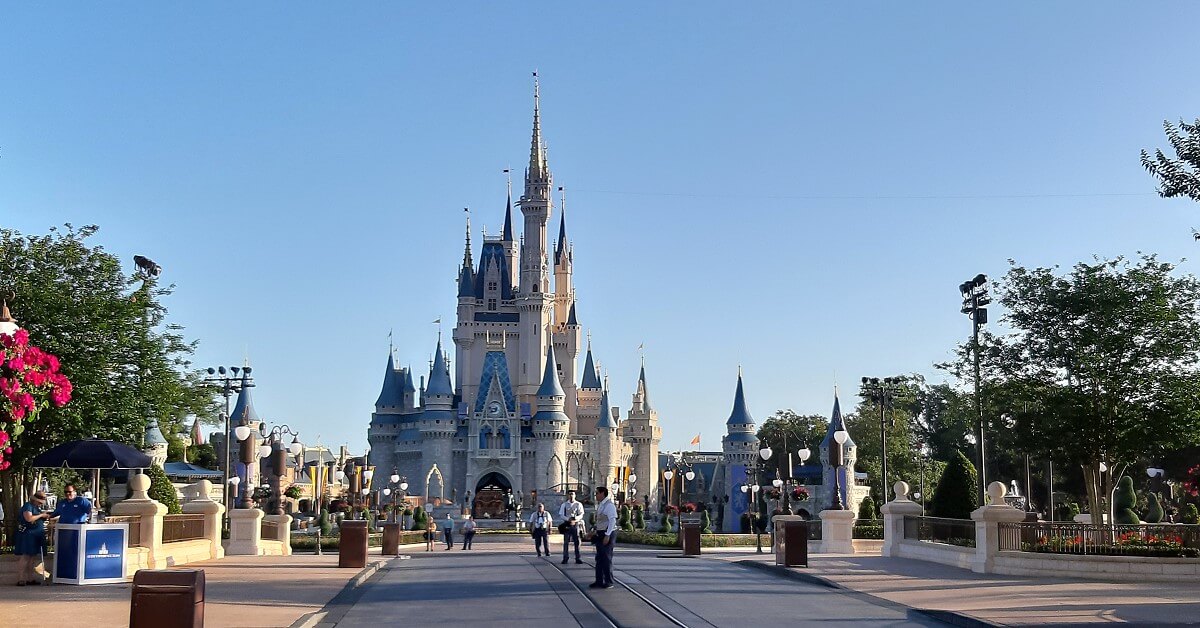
[857,494,878,521]
[1145,492,1164,524]
[701,508,712,533]
[319,508,332,536]
[659,513,671,533]
[411,506,426,531]
[619,504,633,532]
[146,465,181,514]
[929,450,978,520]
[1114,476,1141,524]
[1182,503,1199,525]
[633,507,645,530]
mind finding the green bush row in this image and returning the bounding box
[615,530,762,547]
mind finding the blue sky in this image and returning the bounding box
[2,3,1198,454]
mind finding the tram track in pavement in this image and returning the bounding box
[528,551,710,628]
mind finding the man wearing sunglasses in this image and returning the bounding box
[51,484,92,524]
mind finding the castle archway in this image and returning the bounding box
[473,471,513,520]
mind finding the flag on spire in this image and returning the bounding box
[690,434,701,447]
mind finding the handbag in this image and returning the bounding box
[557,521,571,535]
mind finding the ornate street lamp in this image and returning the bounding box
[830,430,850,510]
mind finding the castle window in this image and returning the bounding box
[487,281,498,291]
[487,298,497,311]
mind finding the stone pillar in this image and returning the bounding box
[262,514,293,556]
[970,481,1026,574]
[881,481,923,558]
[818,509,856,554]
[226,508,265,556]
[111,473,167,568]
[181,479,226,560]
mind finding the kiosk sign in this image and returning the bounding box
[84,529,125,580]
[53,523,128,585]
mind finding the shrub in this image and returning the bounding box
[146,465,181,514]
[857,495,877,521]
[853,523,884,539]
[411,506,426,531]
[659,513,670,533]
[701,509,712,533]
[1114,476,1141,524]
[619,505,633,532]
[929,450,978,520]
[319,508,332,536]
[1145,493,1164,524]
[1182,503,1199,525]
[633,507,645,530]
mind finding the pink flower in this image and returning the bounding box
[25,370,47,387]
[13,329,29,347]
[6,356,25,372]
[51,386,71,407]
[0,431,8,445]
[45,354,59,372]
[10,404,25,420]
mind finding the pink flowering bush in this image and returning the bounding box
[0,328,72,470]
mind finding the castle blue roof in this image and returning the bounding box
[567,301,578,326]
[580,346,601,390]
[554,208,568,266]
[820,394,856,450]
[426,337,453,397]
[474,350,516,414]
[403,367,417,393]
[230,372,260,425]
[375,353,403,408]
[596,389,617,429]
[144,418,167,447]
[474,241,515,300]
[502,195,514,241]
[458,264,474,298]
[536,343,565,398]
[725,432,758,443]
[638,363,653,412]
[726,373,753,426]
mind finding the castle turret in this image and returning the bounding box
[420,342,459,502]
[575,337,602,435]
[625,358,662,511]
[721,370,760,532]
[228,370,262,503]
[516,74,555,402]
[819,394,859,513]
[595,384,619,489]
[533,341,569,492]
[143,417,168,468]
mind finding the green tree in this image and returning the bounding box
[1145,492,1164,524]
[0,225,214,538]
[929,450,978,520]
[1113,476,1140,524]
[847,376,924,505]
[188,443,218,469]
[857,494,877,521]
[146,464,181,514]
[757,411,828,481]
[166,433,188,463]
[956,256,1200,524]
[1142,118,1200,203]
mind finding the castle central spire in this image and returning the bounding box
[529,71,547,181]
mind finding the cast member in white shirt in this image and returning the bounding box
[558,491,585,564]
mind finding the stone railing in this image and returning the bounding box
[882,480,1198,582]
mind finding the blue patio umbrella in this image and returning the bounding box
[32,439,152,469]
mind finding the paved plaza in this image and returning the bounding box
[5,536,1200,626]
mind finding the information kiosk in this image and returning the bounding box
[53,523,128,585]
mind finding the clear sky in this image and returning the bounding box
[2,3,1198,455]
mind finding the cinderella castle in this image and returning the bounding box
[367,79,661,519]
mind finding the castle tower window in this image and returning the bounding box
[487,298,497,311]
[488,281,498,291]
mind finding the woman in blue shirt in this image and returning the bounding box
[15,491,51,586]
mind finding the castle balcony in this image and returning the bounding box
[473,448,516,460]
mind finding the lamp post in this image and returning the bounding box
[235,413,259,509]
[960,273,991,506]
[917,441,928,516]
[662,452,695,512]
[382,471,409,524]
[862,376,904,504]
[794,447,812,513]
[830,430,850,510]
[261,424,302,516]
[738,445,773,553]
[202,366,251,526]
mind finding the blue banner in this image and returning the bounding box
[83,528,125,581]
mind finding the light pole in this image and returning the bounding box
[862,376,904,504]
[830,430,850,510]
[960,273,991,506]
[382,471,409,524]
[235,414,259,509]
[795,447,811,513]
[739,445,773,553]
[261,424,302,516]
[917,441,928,516]
[203,365,252,526]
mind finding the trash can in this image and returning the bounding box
[774,519,807,567]
[129,569,205,628]
[339,520,369,568]
[381,522,402,555]
[680,523,701,556]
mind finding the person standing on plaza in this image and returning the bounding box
[558,491,585,564]
[14,491,52,586]
[528,502,553,557]
[50,484,92,524]
[442,513,455,550]
[461,514,476,550]
[588,486,617,589]
[424,514,437,552]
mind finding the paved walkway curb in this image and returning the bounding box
[290,559,388,628]
[734,560,1002,627]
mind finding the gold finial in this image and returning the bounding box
[0,300,14,323]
